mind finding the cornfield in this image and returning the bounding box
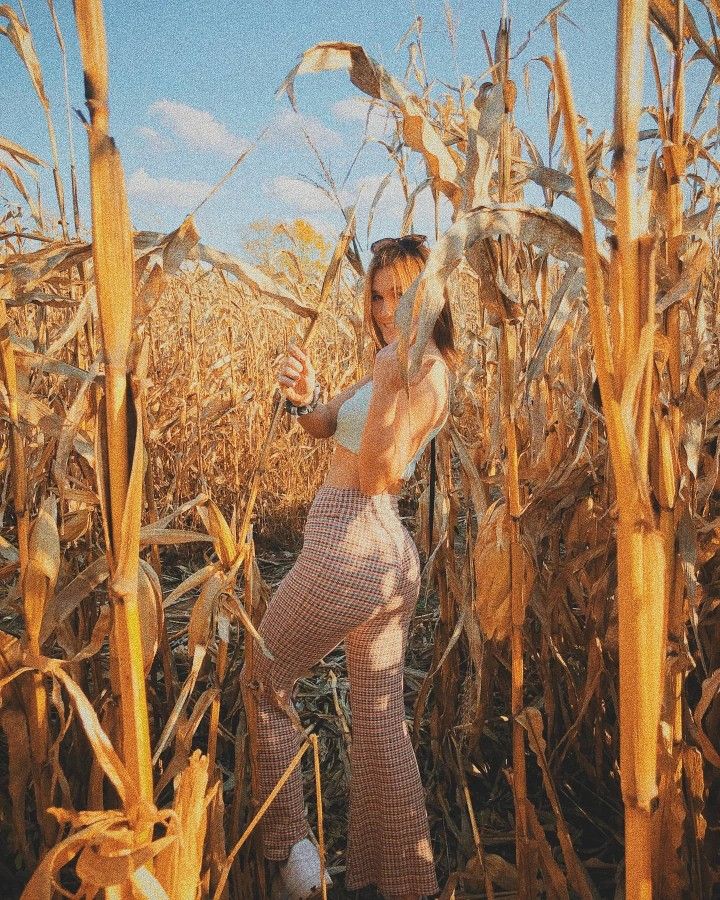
[1,0,720,897]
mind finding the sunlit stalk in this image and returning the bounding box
[553,6,667,897]
[73,0,153,817]
[495,13,532,897]
[0,294,29,570]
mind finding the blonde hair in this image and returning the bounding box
[363,241,461,374]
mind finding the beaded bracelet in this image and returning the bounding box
[284,382,321,416]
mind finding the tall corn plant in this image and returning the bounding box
[492,16,533,897]
[552,4,666,897]
[0,290,59,857]
[73,0,153,810]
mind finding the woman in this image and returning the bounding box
[241,235,460,900]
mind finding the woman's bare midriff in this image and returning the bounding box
[323,444,404,496]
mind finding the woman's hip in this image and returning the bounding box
[306,485,400,524]
[302,487,414,574]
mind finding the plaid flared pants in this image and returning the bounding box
[240,485,439,898]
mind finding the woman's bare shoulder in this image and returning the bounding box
[413,352,450,423]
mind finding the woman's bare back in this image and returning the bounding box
[324,344,447,495]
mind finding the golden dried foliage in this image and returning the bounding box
[1,1,720,898]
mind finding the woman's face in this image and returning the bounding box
[371,266,401,344]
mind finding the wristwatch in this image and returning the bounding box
[284,382,321,416]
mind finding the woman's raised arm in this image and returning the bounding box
[276,342,371,439]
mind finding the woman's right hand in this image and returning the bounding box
[277,342,317,406]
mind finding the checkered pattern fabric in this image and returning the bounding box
[240,485,439,898]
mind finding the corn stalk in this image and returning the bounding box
[0,292,57,854]
[73,0,153,816]
[494,15,533,897]
[0,292,28,570]
[647,4,692,892]
[553,4,667,897]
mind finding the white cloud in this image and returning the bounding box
[262,175,347,214]
[127,168,213,210]
[268,108,343,151]
[137,126,172,152]
[263,171,411,221]
[344,171,449,237]
[352,173,407,217]
[148,99,250,159]
[331,97,369,122]
[331,96,394,139]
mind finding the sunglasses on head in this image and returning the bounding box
[370,234,427,254]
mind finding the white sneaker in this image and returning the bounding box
[270,837,332,900]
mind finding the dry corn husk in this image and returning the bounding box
[473,500,534,641]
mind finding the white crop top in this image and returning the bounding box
[333,367,449,481]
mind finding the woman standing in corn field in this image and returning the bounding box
[241,236,460,900]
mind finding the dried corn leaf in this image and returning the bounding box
[68,604,110,663]
[44,662,137,807]
[366,171,394,239]
[650,0,720,69]
[400,177,431,236]
[195,243,316,319]
[0,4,49,108]
[449,425,487,520]
[74,833,174,888]
[45,289,95,358]
[657,237,710,313]
[280,42,461,207]
[20,814,124,900]
[4,241,91,293]
[517,705,600,899]
[162,215,201,277]
[527,166,615,224]
[473,501,534,641]
[154,688,218,801]
[58,508,93,544]
[39,555,108,645]
[0,160,38,215]
[525,798,571,899]
[319,206,356,309]
[0,706,32,866]
[110,375,145,597]
[138,559,162,675]
[0,134,47,168]
[693,667,720,767]
[52,353,101,497]
[397,202,600,382]
[152,645,206,765]
[463,82,505,207]
[140,527,213,547]
[163,563,216,609]
[524,264,585,398]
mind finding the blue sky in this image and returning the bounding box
[1,1,716,259]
